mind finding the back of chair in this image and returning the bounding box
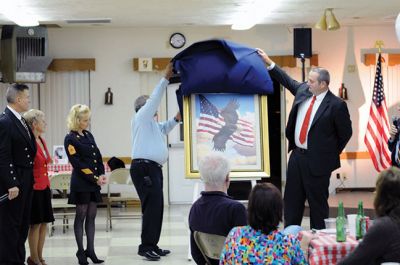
[108,168,131,185]
[50,173,72,190]
[107,168,138,198]
[194,231,226,264]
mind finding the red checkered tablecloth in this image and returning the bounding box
[48,163,110,173]
[299,230,359,265]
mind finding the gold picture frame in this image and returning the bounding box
[183,93,270,179]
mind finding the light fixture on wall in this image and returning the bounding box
[315,8,340,31]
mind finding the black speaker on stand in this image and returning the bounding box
[293,28,312,82]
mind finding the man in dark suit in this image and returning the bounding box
[388,111,400,168]
[258,49,352,229]
[0,84,36,265]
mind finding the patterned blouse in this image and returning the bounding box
[220,226,307,265]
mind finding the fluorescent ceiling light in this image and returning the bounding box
[231,0,281,30]
[0,0,39,26]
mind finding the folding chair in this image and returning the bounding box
[193,231,226,265]
[49,173,75,236]
[105,168,141,231]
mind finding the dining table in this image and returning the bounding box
[299,230,359,265]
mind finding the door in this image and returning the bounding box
[166,83,198,204]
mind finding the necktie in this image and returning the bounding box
[21,117,31,139]
[299,96,316,144]
[397,143,400,165]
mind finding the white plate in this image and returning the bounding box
[319,228,350,234]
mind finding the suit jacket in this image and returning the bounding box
[33,136,52,190]
[64,130,104,192]
[270,65,352,175]
[0,108,37,193]
[388,136,399,167]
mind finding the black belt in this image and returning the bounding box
[132,159,162,168]
[296,147,308,154]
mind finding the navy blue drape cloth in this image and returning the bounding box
[172,39,274,116]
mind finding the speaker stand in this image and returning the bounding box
[300,53,306,82]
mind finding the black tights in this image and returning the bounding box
[74,202,97,252]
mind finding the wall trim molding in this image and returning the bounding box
[48,58,96,71]
[102,151,371,166]
[132,54,319,72]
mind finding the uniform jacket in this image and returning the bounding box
[64,130,104,192]
[0,107,36,193]
[270,65,352,175]
[33,136,51,190]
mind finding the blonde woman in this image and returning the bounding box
[64,104,107,265]
[23,109,54,265]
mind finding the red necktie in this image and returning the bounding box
[299,96,316,144]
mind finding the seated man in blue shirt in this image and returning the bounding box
[189,153,247,265]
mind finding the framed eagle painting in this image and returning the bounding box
[183,93,270,179]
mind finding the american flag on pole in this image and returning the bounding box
[364,53,391,172]
[197,95,255,147]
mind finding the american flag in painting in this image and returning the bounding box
[196,94,255,147]
[364,53,391,172]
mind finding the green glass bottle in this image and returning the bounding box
[336,201,346,242]
[356,201,365,240]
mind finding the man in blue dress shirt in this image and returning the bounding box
[130,63,181,261]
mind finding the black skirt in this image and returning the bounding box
[30,187,55,224]
[68,190,102,205]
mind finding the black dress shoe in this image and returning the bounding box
[84,250,104,264]
[76,250,89,265]
[154,248,171,256]
[138,250,161,261]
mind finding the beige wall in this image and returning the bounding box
[47,24,400,188]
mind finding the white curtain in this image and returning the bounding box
[39,71,90,152]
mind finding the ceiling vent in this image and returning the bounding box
[1,25,52,83]
[66,18,112,24]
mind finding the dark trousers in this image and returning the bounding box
[0,170,33,264]
[130,160,164,253]
[284,148,330,229]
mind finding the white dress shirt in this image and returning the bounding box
[294,90,327,149]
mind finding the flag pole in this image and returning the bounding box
[374,40,384,54]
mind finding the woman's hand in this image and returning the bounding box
[97,175,107,186]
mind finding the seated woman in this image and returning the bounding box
[220,183,307,264]
[338,167,400,265]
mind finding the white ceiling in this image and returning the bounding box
[0,0,399,28]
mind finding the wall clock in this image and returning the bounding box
[169,33,186,49]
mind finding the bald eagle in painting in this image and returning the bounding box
[212,99,240,151]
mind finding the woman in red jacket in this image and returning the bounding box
[23,109,54,265]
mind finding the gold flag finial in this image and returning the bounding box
[374,40,384,53]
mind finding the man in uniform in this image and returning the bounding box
[0,83,36,265]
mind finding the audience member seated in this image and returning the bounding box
[338,167,400,265]
[189,153,247,265]
[220,183,307,264]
